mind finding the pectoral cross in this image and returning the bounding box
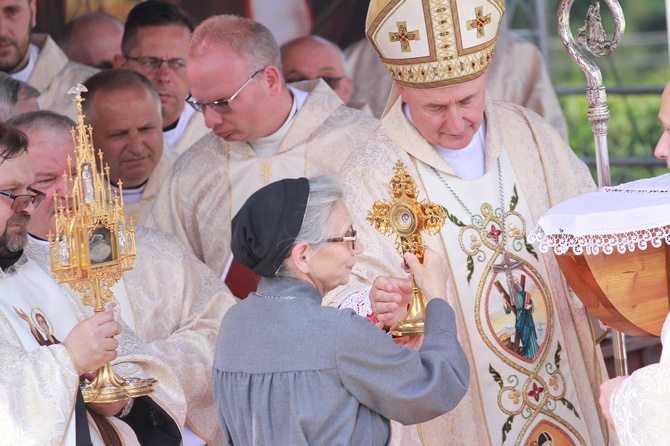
[493,253,524,305]
[467,6,492,38]
[389,21,421,53]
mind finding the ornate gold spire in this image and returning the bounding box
[48,84,156,403]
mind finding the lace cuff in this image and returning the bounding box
[339,286,373,317]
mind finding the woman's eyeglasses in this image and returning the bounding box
[326,227,357,250]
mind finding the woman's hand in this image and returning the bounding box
[404,248,447,301]
[370,276,412,327]
[393,334,423,349]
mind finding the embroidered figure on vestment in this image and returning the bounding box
[440,179,582,444]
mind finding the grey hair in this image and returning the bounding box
[276,174,343,277]
[190,15,282,73]
[7,110,75,139]
[0,72,39,121]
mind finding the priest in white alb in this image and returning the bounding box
[0,122,186,445]
[146,14,378,290]
[595,81,670,446]
[325,0,617,444]
[9,110,237,446]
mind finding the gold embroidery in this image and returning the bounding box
[466,6,492,38]
[417,156,587,443]
[260,160,272,184]
[389,21,421,52]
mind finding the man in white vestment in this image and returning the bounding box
[81,68,174,225]
[114,0,208,156]
[0,0,98,119]
[0,121,186,445]
[9,109,238,446]
[147,15,378,293]
[344,29,568,140]
[325,1,616,444]
[597,81,670,446]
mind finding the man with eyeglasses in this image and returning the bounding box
[114,0,208,156]
[10,109,237,446]
[0,0,97,120]
[280,35,353,106]
[81,68,172,225]
[0,120,186,445]
[147,15,378,292]
[0,123,43,266]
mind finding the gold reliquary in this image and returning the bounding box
[48,84,156,403]
[367,161,446,336]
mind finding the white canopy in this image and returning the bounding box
[529,173,670,255]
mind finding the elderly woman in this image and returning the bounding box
[213,175,469,445]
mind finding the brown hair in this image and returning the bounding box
[0,122,28,165]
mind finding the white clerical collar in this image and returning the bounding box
[164,104,197,148]
[403,103,486,180]
[249,86,308,157]
[110,182,146,204]
[28,234,47,246]
[11,43,39,83]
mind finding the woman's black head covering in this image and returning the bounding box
[231,178,310,277]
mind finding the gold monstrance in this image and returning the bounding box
[367,161,446,336]
[48,84,157,403]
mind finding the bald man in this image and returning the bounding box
[280,35,352,104]
[58,11,124,70]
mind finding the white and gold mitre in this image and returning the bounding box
[366,0,505,88]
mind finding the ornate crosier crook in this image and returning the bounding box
[557,0,627,375]
[367,161,446,336]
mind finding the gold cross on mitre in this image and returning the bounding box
[366,161,446,336]
[389,21,421,52]
[467,6,492,38]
